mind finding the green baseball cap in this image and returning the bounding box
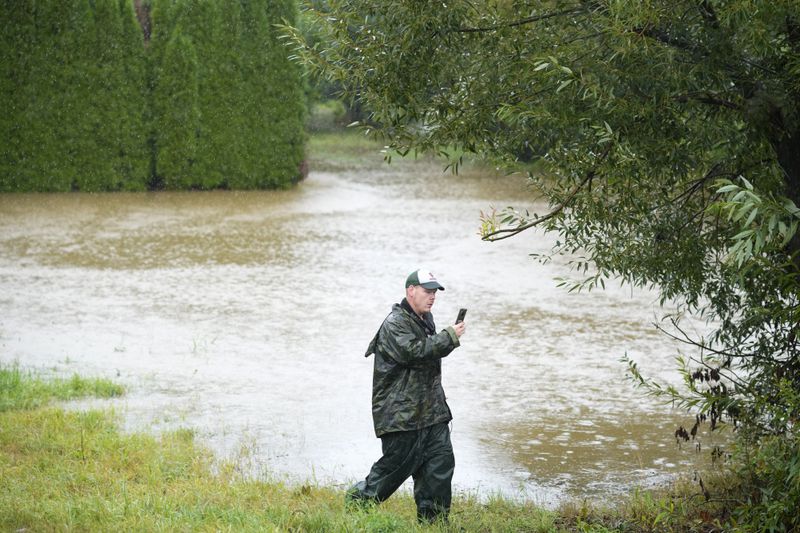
[405,269,445,290]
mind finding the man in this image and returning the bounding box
[346,268,466,522]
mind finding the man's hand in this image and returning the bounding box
[453,321,466,338]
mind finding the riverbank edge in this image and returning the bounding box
[0,364,731,532]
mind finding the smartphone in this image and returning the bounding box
[456,308,467,324]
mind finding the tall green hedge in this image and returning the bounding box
[153,27,200,189]
[1,0,150,191]
[0,0,306,192]
[150,0,306,189]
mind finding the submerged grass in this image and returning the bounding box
[1,364,732,532]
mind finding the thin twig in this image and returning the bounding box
[482,144,612,241]
[655,319,739,360]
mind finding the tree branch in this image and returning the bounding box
[482,144,611,242]
[654,319,750,389]
[649,162,734,215]
[445,8,587,34]
[657,317,766,366]
[675,91,742,111]
[672,163,725,205]
[635,26,703,54]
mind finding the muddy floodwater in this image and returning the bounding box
[0,148,724,506]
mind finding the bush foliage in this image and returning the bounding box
[0,0,305,192]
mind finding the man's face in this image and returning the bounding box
[407,285,437,316]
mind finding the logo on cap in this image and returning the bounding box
[406,268,445,291]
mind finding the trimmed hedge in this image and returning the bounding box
[0,0,305,192]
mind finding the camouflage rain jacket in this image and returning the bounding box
[365,298,460,437]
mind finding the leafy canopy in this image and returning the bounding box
[285,0,800,444]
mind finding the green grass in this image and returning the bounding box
[305,129,550,184]
[0,363,123,412]
[1,363,734,532]
[306,129,414,173]
[0,403,557,531]
[306,129,478,174]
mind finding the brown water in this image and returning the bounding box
[0,152,724,505]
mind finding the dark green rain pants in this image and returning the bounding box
[346,422,455,522]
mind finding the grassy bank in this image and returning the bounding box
[305,129,548,186]
[1,364,731,531]
[0,363,123,412]
[306,129,409,172]
[306,129,477,174]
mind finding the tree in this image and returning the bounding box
[285,1,800,526]
[294,1,374,128]
[153,27,200,189]
[150,0,306,189]
[1,0,304,192]
[1,0,149,191]
[110,0,151,190]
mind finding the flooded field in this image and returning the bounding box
[0,144,724,506]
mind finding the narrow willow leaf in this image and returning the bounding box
[556,79,573,93]
[744,207,759,227]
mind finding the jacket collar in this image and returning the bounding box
[400,298,436,335]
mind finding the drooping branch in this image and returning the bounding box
[652,162,737,215]
[671,163,725,206]
[654,319,750,388]
[481,178,588,241]
[675,91,742,111]
[635,26,704,54]
[443,7,587,35]
[482,144,611,242]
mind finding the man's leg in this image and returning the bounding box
[412,423,455,522]
[346,429,422,506]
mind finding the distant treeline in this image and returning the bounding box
[0,0,306,192]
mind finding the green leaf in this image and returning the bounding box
[744,207,759,227]
[731,204,750,222]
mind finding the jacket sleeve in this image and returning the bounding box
[380,316,458,366]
